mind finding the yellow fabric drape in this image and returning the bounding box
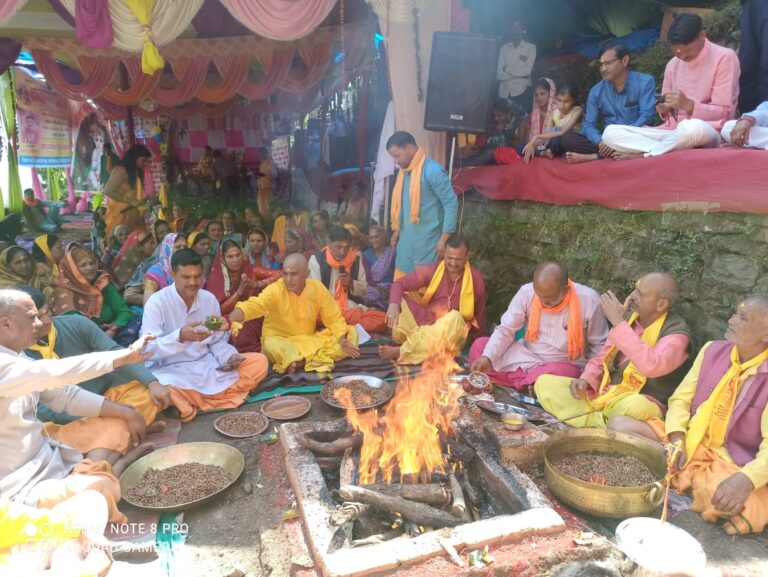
[420,261,474,322]
[390,147,426,231]
[591,312,667,410]
[272,215,287,252]
[124,0,165,75]
[684,345,768,465]
[28,325,58,360]
[34,234,59,276]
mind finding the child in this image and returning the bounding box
[525,82,583,162]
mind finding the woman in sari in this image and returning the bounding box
[278,226,315,265]
[102,145,151,235]
[112,229,157,290]
[362,225,396,310]
[246,228,279,270]
[100,224,130,270]
[143,233,187,305]
[31,233,64,277]
[0,245,54,299]
[519,78,558,161]
[187,231,213,277]
[151,219,171,245]
[205,238,281,353]
[52,244,140,346]
[309,210,330,249]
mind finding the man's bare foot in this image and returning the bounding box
[286,360,305,374]
[147,420,166,434]
[540,149,554,159]
[612,150,645,160]
[111,442,154,477]
[378,345,401,361]
[565,152,599,164]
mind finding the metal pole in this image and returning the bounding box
[448,135,456,178]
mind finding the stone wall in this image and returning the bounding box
[461,195,768,351]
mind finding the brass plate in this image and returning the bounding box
[320,375,394,410]
[260,395,312,420]
[214,411,269,438]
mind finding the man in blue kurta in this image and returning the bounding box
[386,131,458,278]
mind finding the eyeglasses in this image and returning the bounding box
[598,57,621,68]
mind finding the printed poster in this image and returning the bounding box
[71,111,114,193]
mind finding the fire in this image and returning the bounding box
[345,347,464,484]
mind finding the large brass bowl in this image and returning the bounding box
[119,442,245,512]
[544,429,666,519]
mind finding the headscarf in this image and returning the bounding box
[0,246,53,297]
[113,229,147,270]
[52,244,112,318]
[187,231,202,249]
[145,233,179,289]
[530,78,557,135]
[34,234,59,276]
[205,240,251,300]
[245,228,272,268]
[113,230,151,289]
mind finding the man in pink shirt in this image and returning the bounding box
[470,262,608,392]
[601,13,739,159]
[535,272,692,428]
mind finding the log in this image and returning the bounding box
[329,502,371,527]
[457,470,480,507]
[339,485,462,529]
[340,448,357,486]
[297,432,363,456]
[446,438,475,464]
[449,472,472,522]
[361,483,451,507]
[316,456,343,470]
[351,529,401,548]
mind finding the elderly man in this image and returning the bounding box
[563,41,656,164]
[379,234,485,365]
[308,226,387,333]
[18,285,170,426]
[470,262,608,392]
[387,131,458,278]
[612,296,768,535]
[535,273,691,428]
[721,100,768,149]
[140,249,268,423]
[228,253,359,374]
[602,13,740,159]
[0,289,155,523]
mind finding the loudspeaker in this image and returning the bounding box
[424,32,499,134]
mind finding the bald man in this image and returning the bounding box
[535,272,691,428]
[470,262,608,392]
[613,295,768,535]
[228,253,360,374]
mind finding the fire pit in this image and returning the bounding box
[279,355,565,577]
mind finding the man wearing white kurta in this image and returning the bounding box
[721,100,768,149]
[141,248,268,422]
[0,289,155,523]
[497,20,536,108]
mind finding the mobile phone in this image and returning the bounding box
[517,393,541,407]
[655,93,666,103]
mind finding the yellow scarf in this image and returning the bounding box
[421,261,474,322]
[684,345,768,464]
[390,148,426,231]
[591,312,667,410]
[28,325,58,360]
[34,235,58,277]
[272,215,287,252]
[135,176,143,202]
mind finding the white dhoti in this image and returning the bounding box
[721,120,768,149]
[602,119,721,157]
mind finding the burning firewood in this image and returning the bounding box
[339,485,462,529]
[297,432,363,456]
[316,456,343,470]
[329,502,371,527]
[361,483,451,507]
[448,472,472,522]
[445,438,476,464]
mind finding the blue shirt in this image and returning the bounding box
[583,70,657,144]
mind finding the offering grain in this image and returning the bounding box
[125,463,232,508]
[554,451,658,487]
[215,412,267,437]
[326,379,389,408]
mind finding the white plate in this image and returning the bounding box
[616,517,706,574]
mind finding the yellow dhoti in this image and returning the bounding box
[263,327,359,373]
[42,381,160,456]
[393,304,468,365]
[534,374,662,428]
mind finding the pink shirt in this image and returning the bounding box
[662,38,740,130]
[481,282,608,372]
[581,318,690,391]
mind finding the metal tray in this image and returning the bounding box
[320,375,395,410]
[475,400,531,417]
[214,411,269,438]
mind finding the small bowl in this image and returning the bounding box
[501,410,527,431]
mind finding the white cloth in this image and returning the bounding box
[602,119,721,157]
[721,120,768,149]
[0,345,119,504]
[743,101,768,126]
[481,282,608,372]
[372,100,396,223]
[308,253,369,308]
[497,40,536,99]
[141,286,239,395]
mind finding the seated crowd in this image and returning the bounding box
[460,13,768,169]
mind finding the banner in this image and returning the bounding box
[71,110,114,193]
[14,67,71,167]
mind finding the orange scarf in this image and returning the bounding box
[390,147,426,231]
[324,246,358,311]
[23,197,39,208]
[525,279,584,360]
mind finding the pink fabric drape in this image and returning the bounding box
[0,0,27,24]
[100,58,162,106]
[31,50,117,100]
[196,54,251,104]
[281,41,333,93]
[30,168,46,201]
[75,0,115,49]
[238,49,293,100]
[150,58,209,108]
[450,0,471,33]
[219,0,336,41]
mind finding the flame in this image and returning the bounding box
[346,345,464,485]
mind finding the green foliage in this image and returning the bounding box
[634,43,670,88]
[704,0,742,48]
